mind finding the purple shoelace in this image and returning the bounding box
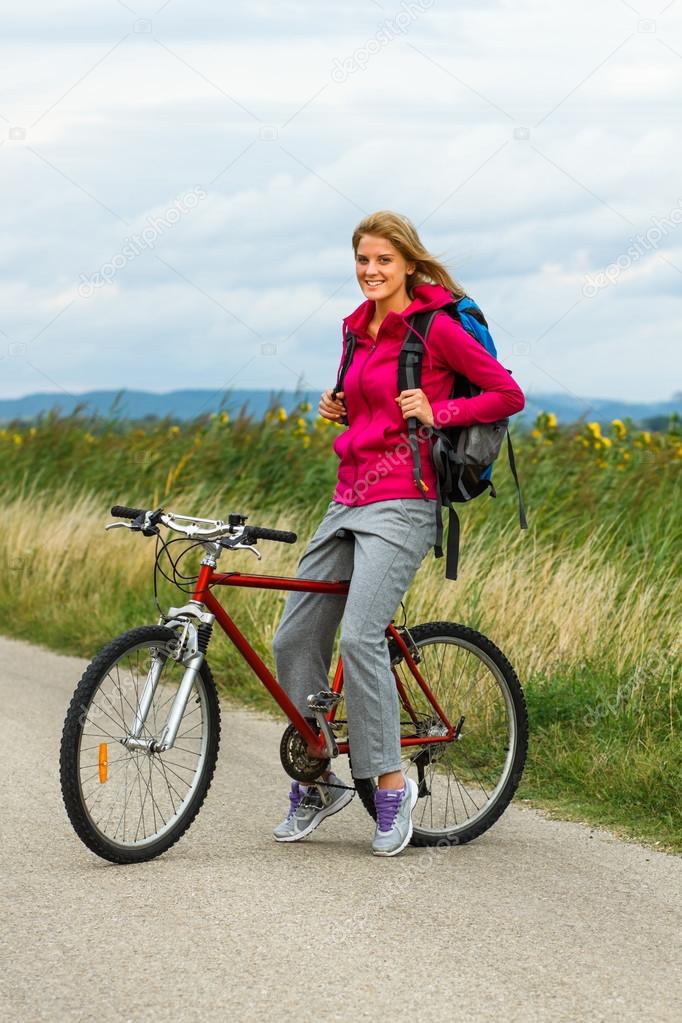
[374,785,405,833]
[287,781,306,818]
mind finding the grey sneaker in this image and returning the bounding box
[273,772,354,843]
[371,775,418,857]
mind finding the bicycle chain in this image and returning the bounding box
[307,779,357,793]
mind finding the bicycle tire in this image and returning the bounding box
[353,621,528,847]
[60,625,220,864]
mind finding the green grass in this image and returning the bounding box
[1,406,681,853]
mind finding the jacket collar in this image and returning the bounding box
[343,283,455,336]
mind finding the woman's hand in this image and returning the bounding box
[319,388,346,422]
[395,388,434,428]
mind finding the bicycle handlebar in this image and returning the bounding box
[109,505,298,545]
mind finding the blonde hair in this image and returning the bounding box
[351,210,466,301]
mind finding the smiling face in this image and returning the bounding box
[355,234,416,306]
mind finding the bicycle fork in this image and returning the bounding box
[122,606,214,754]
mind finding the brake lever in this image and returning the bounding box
[218,535,262,560]
[240,544,262,561]
[104,520,160,536]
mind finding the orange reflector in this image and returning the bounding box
[419,479,429,493]
[98,743,108,783]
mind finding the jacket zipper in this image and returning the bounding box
[345,330,379,503]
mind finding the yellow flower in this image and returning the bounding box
[611,418,627,439]
[220,411,230,424]
[169,425,180,437]
[531,428,542,439]
[302,435,311,449]
[640,431,651,445]
[296,417,307,430]
[277,407,288,423]
[299,401,312,412]
[12,433,23,446]
[586,421,602,438]
[546,413,557,429]
[83,432,95,444]
[601,436,612,448]
[29,427,37,438]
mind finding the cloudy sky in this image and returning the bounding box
[1,0,681,404]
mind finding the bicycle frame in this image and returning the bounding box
[185,563,458,761]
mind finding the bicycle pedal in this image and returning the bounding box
[306,690,342,712]
[307,782,334,807]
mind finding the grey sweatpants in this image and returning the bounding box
[272,498,437,779]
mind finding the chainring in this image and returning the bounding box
[279,723,330,783]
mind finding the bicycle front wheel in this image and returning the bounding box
[354,621,528,847]
[60,626,220,864]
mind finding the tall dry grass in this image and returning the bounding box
[1,408,681,850]
[2,480,678,696]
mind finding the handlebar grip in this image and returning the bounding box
[111,505,147,520]
[244,526,298,544]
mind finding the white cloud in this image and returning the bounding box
[1,0,681,402]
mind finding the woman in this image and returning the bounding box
[272,210,525,857]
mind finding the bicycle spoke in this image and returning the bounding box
[73,638,211,852]
[149,753,182,812]
[157,758,201,776]
[135,758,147,841]
[389,628,522,839]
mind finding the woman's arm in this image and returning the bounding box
[427,314,525,428]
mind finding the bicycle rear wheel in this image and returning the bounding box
[60,625,220,863]
[354,621,528,847]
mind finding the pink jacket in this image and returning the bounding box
[332,284,525,505]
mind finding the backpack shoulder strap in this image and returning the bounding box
[331,330,357,424]
[399,311,440,498]
[397,311,437,390]
[332,329,356,400]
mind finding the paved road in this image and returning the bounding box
[1,634,681,1023]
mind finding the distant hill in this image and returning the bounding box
[0,388,680,430]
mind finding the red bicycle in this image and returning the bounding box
[60,505,528,863]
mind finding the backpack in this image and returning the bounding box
[333,294,528,579]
